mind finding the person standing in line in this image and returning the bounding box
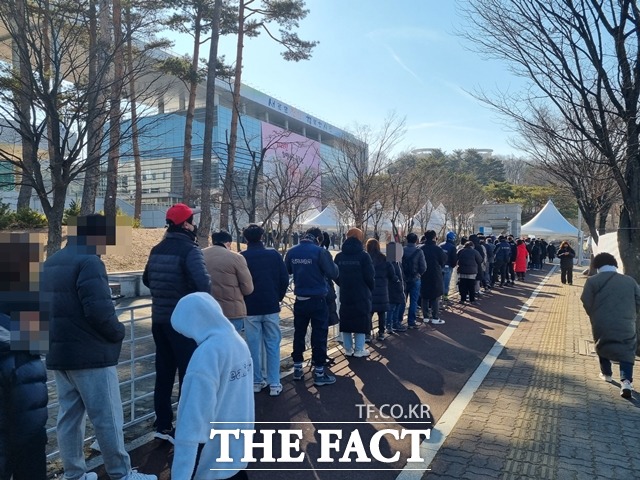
[507,235,518,285]
[581,252,640,398]
[284,227,339,385]
[557,240,576,284]
[402,233,427,329]
[456,241,483,304]
[43,215,156,480]
[366,238,397,341]
[170,293,254,480]
[335,228,375,357]
[143,203,211,443]
[203,230,254,334]
[1,232,48,480]
[439,231,458,302]
[419,230,447,324]
[514,239,529,281]
[239,224,289,397]
[386,242,407,333]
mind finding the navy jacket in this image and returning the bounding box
[240,242,289,315]
[439,240,458,268]
[402,244,427,281]
[494,240,511,263]
[41,242,125,370]
[0,313,48,455]
[284,239,338,297]
[335,237,375,333]
[143,231,212,324]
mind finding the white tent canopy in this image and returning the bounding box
[302,204,349,231]
[521,200,580,239]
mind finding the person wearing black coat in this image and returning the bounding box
[0,233,48,480]
[557,241,576,284]
[419,231,447,324]
[547,242,557,262]
[335,228,375,357]
[366,239,398,340]
[457,241,484,303]
[386,242,407,333]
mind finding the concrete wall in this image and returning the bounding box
[473,203,522,237]
[108,271,150,298]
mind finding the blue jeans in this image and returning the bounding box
[387,303,404,329]
[229,317,245,334]
[292,297,329,366]
[54,367,132,479]
[405,279,421,326]
[600,356,634,382]
[342,332,365,352]
[442,266,453,296]
[245,313,282,386]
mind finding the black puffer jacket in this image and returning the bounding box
[419,241,447,300]
[143,231,212,324]
[335,237,375,333]
[41,242,125,370]
[388,262,405,305]
[0,314,48,470]
[370,253,397,313]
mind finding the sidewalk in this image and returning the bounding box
[424,267,640,479]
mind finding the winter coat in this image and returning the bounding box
[171,293,254,480]
[494,240,511,264]
[388,262,406,305]
[334,237,375,333]
[143,231,212,325]
[370,253,397,313]
[402,244,427,281]
[41,242,125,370]
[439,240,458,268]
[419,241,447,300]
[457,246,483,276]
[203,245,254,319]
[547,244,557,260]
[284,239,338,297]
[557,245,576,268]
[240,242,289,316]
[581,270,640,364]
[0,313,48,469]
[515,243,529,273]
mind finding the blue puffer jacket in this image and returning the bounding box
[0,313,48,460]
[143,231,212,324]
[284,239,338,297]
[240,242,289,315]
[41,242,125,370]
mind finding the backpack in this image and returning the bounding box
[402,249,419,278]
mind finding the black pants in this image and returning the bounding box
[152,322,197,432]
[561,266,573,284]
[372,311,386,335]
[459,278,476,302]
[493,261,507,285]
[292,297,329,366]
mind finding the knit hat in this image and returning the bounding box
[346,227,364,242]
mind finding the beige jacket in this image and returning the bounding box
[202,245,254,319]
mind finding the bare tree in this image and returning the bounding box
[461,0,640,279]
[323,113,406,231]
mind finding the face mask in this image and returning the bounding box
[192,224,198,236]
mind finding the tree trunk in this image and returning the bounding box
[618,206,640,281]
[104,0,123,220]
[597,205,610,236]
[197,0,223,247]
[182,18,203,207]
[126,5,142,221]
[219,0,245,231]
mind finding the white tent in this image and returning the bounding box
[521,200,580,240]
[302,204,348,231]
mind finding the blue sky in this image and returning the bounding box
[168,0,527,157]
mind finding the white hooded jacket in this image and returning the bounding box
[171,292,255,479]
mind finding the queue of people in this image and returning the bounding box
[3,201,638,480]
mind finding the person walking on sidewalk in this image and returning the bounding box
[170,293,254,480]
[335,228,375,357]
[580,252,640,399]
[143,203,211,443]
[557,240,576,285]
[284,228,339,385]
[240,224,289,397]
[42,215,156,480]
[403,233,427,328]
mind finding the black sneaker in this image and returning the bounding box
[408,324,420,329]
[293,367,304,381]
[153,428,175,445]
[314,372,336,386]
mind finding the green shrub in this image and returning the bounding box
[63,200,81,225]
[13,207,47,229]
[0,199,14,230]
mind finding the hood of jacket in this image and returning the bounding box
[171,292,236,345]
[341,236,364,255]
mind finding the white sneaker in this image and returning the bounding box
[599,373,612,382]
[621,380,633,399]
[431,318,445,325]
[344,348,354,357]
[123,470,157,480]
[353,348,370,358]
[253,381,267,393]
[82,473,98,480]
[269,384,283,396]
